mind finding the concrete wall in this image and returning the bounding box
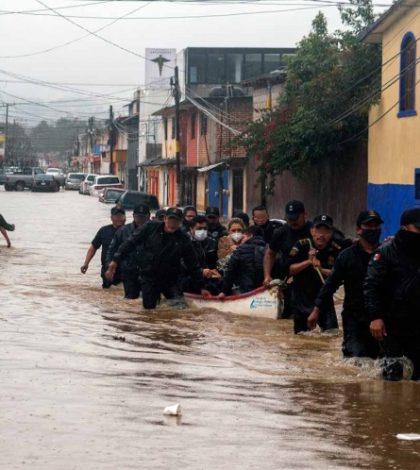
[367,6,420,236]
[246,144,368,237]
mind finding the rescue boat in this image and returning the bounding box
[184,281,283,320]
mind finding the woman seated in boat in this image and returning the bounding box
[182,215,222,295]
[217,217,246,273]
[217,225,266,297]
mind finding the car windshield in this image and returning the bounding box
[96,177,120,185]
[87,175,96,182]
[68,174,85,180]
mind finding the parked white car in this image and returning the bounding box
[79,173,98,195]
[88,175,123,197]
[46,167,65,187]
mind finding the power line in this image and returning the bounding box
[0,1,152,59]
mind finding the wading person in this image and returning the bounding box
[218,225,266,297]
[107,204,150,299]
[80,206,126,288]
[106,207,209,309]
[364,208,420,381]
[252,205,283,245]
[0,213,15,248]
[263,200,312,318]
[288,215,342,334]
[182,215,220,295]
[308,210,383,358]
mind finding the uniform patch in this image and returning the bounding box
[289,247,299,257]
[373,253,382,262]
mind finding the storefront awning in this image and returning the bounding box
[137,158,176,167]
[197,162,225,173]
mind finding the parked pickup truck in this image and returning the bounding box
[3,167,45,191]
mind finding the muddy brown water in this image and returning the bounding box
[1,188,420,470]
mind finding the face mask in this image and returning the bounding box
[193,229,208,242]
[231,232,243,243]
[361,228,381,246]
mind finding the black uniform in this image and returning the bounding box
[112,221,203,309]
[0,214,14,231]
[315,242,379,358]
[107,222,143,299]
[208,222,228,241]
[364,231,420,378]
[221,235,266,294]
[255,220,284,245]
[91,224,121,288]
[182,235,219,294]
[269,222,313,278]
[287,238,342,334]
[269,221,313,319]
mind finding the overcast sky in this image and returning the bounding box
[0,0,393,126]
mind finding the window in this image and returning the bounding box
[263,53,282,74]
[200,114,208,136]
[244,53,263,79]
[208,53,226,83]
[226,53,243,83]
[189,52,207,84]
[171,117,176,139]
[415,169,420,200]
[163,118,168,140]
[191,113,196,139]
[399,32,417,117]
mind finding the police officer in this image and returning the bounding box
[287,215,342,334]
[182,215,220,294]
[106,204,150,299]
[205,207,228,241]
[80,206,126,288]
[364,207,420,380]
[308,210,383,358]
[252,205,284,244]
[106,207,208,309]
[263,200,312,318]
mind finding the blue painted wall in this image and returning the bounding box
[367,183,419,237]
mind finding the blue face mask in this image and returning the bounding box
[193,229,208,242]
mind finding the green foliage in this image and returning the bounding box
[31,118,86,155]
[238,1,381,188]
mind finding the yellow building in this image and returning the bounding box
[362,0,420,236]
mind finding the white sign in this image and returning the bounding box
[145,48,176,89]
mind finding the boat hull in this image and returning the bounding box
[184,285,283,320]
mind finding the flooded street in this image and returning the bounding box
[1,189,420,470]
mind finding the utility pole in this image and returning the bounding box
[4,103,9,164]
[108,105,116,175]
[171,66,182,206]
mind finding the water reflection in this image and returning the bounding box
[1,189,420,469]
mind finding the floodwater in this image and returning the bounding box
[1,189,420,470]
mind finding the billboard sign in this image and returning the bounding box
[145,48,176,89]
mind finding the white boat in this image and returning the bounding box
[184,283,283,320]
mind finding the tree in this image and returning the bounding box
[238,0,381,191]
[31,118,86,156]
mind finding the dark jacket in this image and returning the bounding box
[189,235,218,269]
[315,242,374,323]
[364,231,420,330]
[221,235,266,294]
[256,219,284,245]
[106,222,143,275]
[112,221,203,286]
[208,222,228,241]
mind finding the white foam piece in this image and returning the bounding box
[163,404,182,416]
[396,433,420,441]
